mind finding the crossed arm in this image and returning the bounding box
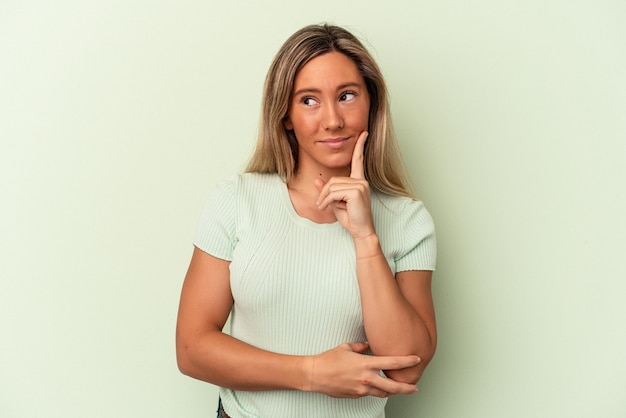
[313,130,437,384]
[176,246,435,398]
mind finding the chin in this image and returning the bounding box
[324,158,352,170]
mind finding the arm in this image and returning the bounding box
[175,246,304,390]
[354,236,437,384]
[315,132,437,385]
[175,246,421,397]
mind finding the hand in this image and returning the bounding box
[315,132,375,239]
[303,342,420,398]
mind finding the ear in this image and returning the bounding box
[283,116,293,130]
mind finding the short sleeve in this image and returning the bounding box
[193,177,237,261]
[395,199,437,272]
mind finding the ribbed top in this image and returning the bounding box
[194,173,436,418]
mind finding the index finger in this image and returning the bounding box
[371,354,421,371]
[371,374,418,395]
[350,131,368,179]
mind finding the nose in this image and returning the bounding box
[321,102,344,130]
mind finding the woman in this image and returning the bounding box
[176,23,437,418]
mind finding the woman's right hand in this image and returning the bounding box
[303,342,421,398]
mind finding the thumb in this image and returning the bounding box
[314,178,326,193]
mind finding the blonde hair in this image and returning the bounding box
[246,23,415,198]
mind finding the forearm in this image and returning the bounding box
[354,234,436,382]
[176,329,307,391]
[177,329,422,398]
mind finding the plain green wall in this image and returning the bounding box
[1,1,625,417]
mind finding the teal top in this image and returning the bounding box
[194,173,436,418]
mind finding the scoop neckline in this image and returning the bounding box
[275,175,343,230]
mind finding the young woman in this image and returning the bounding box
[176,23,437,418]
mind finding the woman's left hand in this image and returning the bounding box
[315,131,375,240]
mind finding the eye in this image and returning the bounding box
[339,91,356,102]
[302,96,319,106]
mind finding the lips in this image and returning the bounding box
[319,137,350,149]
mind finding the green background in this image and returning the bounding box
[2,0,625,416]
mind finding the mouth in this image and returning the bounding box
[318,137,350,148]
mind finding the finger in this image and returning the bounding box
[314,178,326,193]
[350,131,368,179]
[371,375,418,395]
[372,355,421,371]
[317,188,358,210]
[368,389,391,398]
[344,342,369,354]
[316,179,367,208]
[314,178,330,209]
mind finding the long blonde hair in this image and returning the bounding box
[246,23,415,198]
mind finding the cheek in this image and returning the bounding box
[357,106,370,129]
[362,111,370,126]
[353,98,370,126]
[292,115,316,134]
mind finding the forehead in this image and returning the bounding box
[293,51,364,89]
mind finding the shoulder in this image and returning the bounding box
[236,172,282,186]
[228,172,284,199]
[213,173,286,220]
[210,173,282,196]
[213,172,279,186]
[372,192,434,227]
[371,192,436,248]
[372,192,437,271]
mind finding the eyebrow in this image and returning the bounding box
[292,82,363,97]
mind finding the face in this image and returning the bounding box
[284,51,370,175]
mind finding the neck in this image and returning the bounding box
[288,162,350,193]
[286,165,345,224]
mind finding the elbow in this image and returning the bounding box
[177,344,204,379]
[175,326,224,382]
[176,343,192,376]
[385,365,423,386]
[386,347,436,385]
[175,331,196,377]
[177,356,192,377]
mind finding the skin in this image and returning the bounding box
[176,51,436,399]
